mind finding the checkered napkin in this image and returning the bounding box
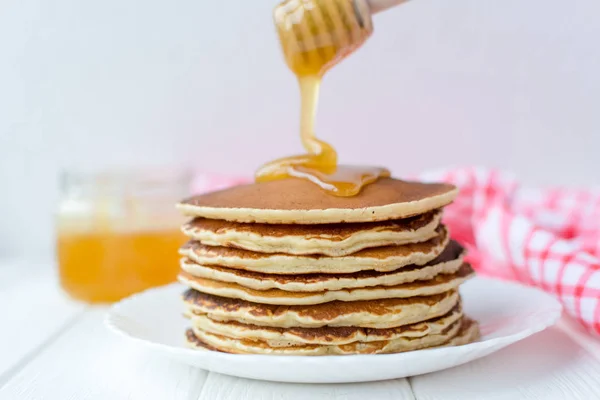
[191,167,600,335]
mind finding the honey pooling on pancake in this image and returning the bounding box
[255,0,390,197]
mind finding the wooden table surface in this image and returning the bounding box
[1,259,600,400]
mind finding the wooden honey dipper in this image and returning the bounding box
[368,0,410,13]
[274,0,410,77]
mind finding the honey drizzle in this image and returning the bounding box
[255,0,389,197]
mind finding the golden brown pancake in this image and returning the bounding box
[183,289,460,329]
[180,225,450,274]
[186,317,480,355]
[438,317,480,347]
[181,210,441,256]
[186,318,469,355]
[180,240,465,292]
[190,303,462,347]
[177,177,457,224]
[178,263,474,306]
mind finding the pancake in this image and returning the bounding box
[183,289,460,329]
[181,210,441,256]
[180,240,465,292]
[177,177,457,224]
[180,225,450,274]
[186,317,467,355]
[186,317,479,355]
[178,263,474,306]
[440,318,480,347]
[190,303,462,347]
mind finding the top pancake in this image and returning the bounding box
[177,177,457,224]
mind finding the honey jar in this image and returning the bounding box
[56,168,190,303]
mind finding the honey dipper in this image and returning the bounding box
[274,0,410,76]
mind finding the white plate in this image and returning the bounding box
[105,277,562,383]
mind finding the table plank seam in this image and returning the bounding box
[195,371,218,400]
[0,307,88,389]
[407,376,418,399]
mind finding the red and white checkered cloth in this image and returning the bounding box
[191,167,600,335]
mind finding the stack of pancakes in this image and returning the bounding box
[176,178,480,355]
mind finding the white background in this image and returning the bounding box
[1,0,599,259]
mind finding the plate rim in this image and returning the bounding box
[104,276,563,366]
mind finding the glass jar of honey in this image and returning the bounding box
[56,168,190,303]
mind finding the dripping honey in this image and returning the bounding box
[256,0,390,196]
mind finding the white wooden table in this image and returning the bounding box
[2,259,600,400]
